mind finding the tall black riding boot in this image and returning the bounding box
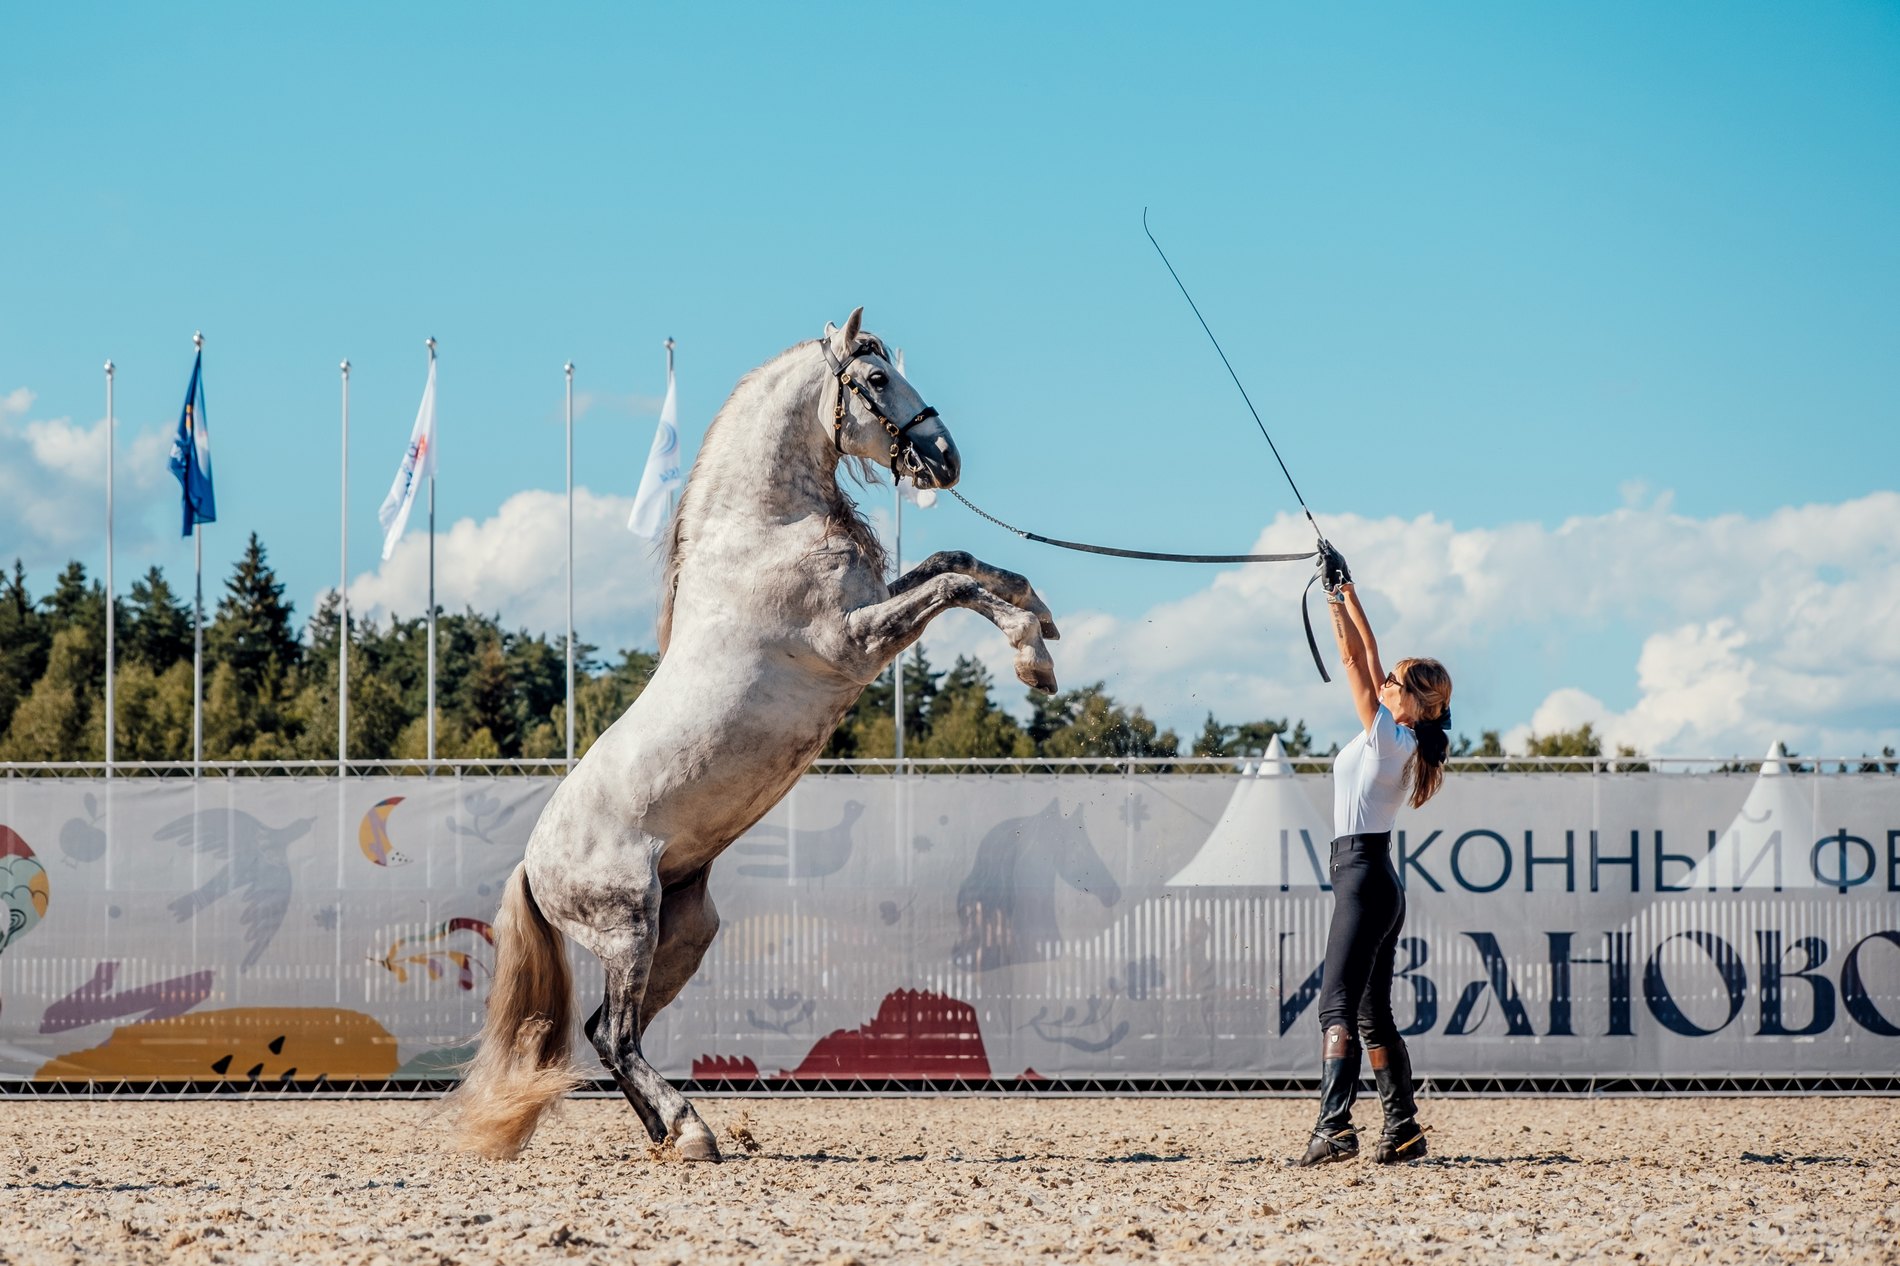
[1368,1038,1427,1163]
[1293,1024,1360,1166]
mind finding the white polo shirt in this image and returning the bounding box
[1332,704,1417,838]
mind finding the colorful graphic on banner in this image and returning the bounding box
[359,797,412,867]
[0,826,49,956]
[37,1008,399,1081]
[39,961,214,1033]
[377,918,496,990]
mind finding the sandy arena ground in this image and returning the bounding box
[1,1096,1895,1265]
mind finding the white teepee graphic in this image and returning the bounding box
[1167,735,1334,889]
[1685,740,1822,890]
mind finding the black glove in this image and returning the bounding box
[1319,541,1352,593]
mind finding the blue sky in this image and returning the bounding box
[3,3,1897,757]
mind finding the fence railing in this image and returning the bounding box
[2,755,1895,778]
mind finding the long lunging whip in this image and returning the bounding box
[947,210,1337,681]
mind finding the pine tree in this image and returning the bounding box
[45,560,103,629]
[464,635,515,751]
[107,660,195,761]
[1229,718,1312,757]
[918,656,1033,758]
[347,672,409,760]
[0,560,49,739]
[509,631,569,744]
[1189,714,1317,759]
[42,561,106,694]
[1026,688,1078,749]
[202,661,254,758]
[208,533,301,694]
[1192,713,1230,757]
[0,625,99,761]
[1035,682,1179,761]
[125,566,193,670]
[900,645,939,740]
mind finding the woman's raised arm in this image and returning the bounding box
[1325,585,1380,733]
[1341,583,1385,712]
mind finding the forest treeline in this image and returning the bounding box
[0,536,1705,768]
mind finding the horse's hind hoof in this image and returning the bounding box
[675,1121,723,1164]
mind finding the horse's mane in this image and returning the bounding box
[658,339,890,654]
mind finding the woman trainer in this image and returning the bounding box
[1294,543,1452,1167]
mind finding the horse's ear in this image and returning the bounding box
[826,309,864,359]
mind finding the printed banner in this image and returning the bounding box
[0,769,1894,1083]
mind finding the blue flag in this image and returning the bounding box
[168,350,216,535]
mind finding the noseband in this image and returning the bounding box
[821,336,940,473]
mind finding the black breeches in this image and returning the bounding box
[1317,831,1406,1048]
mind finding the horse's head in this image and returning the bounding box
[823,307,961,489]
[1045,802,1122,908]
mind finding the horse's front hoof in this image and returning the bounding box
[1016,657,1058,696]
[1026,591,1060,641]
[674,1120,723,1164]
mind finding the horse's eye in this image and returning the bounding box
[868,370,889,388]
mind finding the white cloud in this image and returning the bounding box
[344,487,665,653]
[571,390,665,423]
[0,387,174,565]
[910,493,1900,760]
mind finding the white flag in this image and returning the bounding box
[627,356,683,537]
[378,358,437,561]
[892,349,937,508]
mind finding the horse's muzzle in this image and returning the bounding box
[904,435,961,489]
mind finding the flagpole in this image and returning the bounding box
[339,359,351,775]
[104,359,116,777]
[661,338,677,649]
[191,331,204,773]
[663,338,676,527]
[425,336,437,766]
[564,360,575,767]
[894,481,904,768]
[100,355,114,767]
[891,346,907,771]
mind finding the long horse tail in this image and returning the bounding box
[451,863,578,1158]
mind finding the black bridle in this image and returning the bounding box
[821,334,940,475]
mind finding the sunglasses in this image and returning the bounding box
[1383,671,1410,691]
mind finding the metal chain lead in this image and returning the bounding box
[948,488,1030,538]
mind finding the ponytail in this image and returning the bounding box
[1408,706,1450,808]
[1396,658,1453,809]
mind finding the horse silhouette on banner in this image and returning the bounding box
[954,799,1121,970]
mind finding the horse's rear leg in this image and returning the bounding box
[627,869,722,1161]
[640,866,720,1036]
[576,887,720,1162]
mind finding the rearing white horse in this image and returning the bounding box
[453,309,1059,1162]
